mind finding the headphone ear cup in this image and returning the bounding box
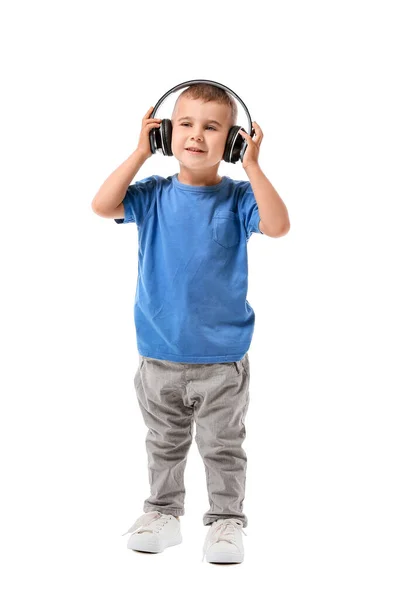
[162,119,173,156]
[149,125,158,154]
[149,119,173,156]
[223,126,245,163]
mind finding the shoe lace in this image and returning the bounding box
[121,511,174,536]
[202,518,247,562]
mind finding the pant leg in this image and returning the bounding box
[187,353,251,528]
[134,356,194,517]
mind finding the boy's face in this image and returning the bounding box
[171,97,232,171]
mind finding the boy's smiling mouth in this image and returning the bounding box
[185,147,206,154]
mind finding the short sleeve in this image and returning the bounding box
[238,181,264,237]
[114,175,158,226]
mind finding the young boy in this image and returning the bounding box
[91,83,290,563]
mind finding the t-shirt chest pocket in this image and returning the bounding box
[212,210,240,248]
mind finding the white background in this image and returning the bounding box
[1,0,399,598]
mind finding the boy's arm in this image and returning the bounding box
[91,149,148,217]
[244,162,290,237]
[239,123,290,237]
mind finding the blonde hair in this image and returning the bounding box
[172,83,238,128]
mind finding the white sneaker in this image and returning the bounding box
[202,518,247,563]
[122,511,182,553]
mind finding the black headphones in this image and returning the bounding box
[149,79,255,164]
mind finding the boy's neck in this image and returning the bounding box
[177,167,222,187]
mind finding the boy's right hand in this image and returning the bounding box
[136,107,162,159]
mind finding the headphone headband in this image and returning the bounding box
[150,79,253,136]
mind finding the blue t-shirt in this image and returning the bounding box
[115,173,264,363]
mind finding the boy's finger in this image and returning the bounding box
[253,122,263,134]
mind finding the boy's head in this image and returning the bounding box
[170,83,238,176]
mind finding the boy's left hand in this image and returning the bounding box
[238,121,263,168]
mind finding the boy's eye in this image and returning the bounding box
[180,123,216,131]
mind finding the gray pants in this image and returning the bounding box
[134,353,251,528]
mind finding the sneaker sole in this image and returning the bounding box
[206,550,243,563]
[128,532,182,553]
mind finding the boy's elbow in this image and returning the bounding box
[278,222,290,236]
[263,220,290,237]
[91,198,102,214]
[277,217,291,236]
